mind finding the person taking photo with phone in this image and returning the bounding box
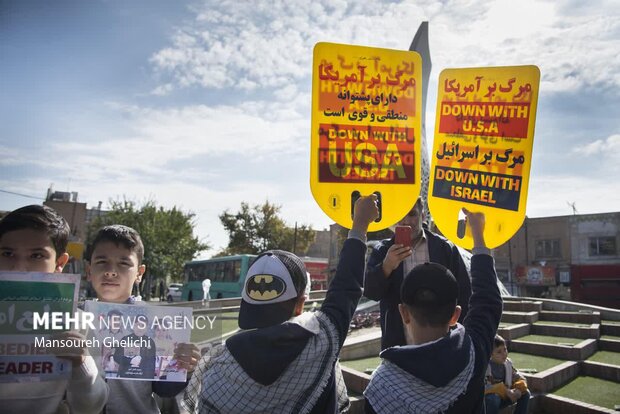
[364,197,472,350]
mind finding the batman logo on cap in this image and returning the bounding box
[246,274,286,301]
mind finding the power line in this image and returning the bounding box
[0,188,44,200]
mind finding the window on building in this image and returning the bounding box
[535,239,560,258]
[589,236,617,256]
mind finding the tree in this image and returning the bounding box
[218,201,315,255]
[86,199,209,296]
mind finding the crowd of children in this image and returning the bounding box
[0,197,530,413]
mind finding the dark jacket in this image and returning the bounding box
[200,237,367,413]
[365,254,503,413]
[364,228,472,349]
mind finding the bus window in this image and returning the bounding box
[233,260,242,282]
[214,262,224,282]
[223,261,237,282]
[204,263,214,280]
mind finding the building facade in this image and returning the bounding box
[494,212,620,308]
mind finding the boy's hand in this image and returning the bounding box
[381,244,412,277]
[48,331,87,368]
[352,194,379,233]
[174,343,201,373]
[506,388,521,403]
[462,208,486,249]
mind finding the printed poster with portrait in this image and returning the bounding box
[85,301,192,382]
[428,65,540,249]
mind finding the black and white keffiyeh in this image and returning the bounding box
[182,311,346,414]
[364,336,475,414]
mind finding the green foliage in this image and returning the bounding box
[218,201,315,255]
[87,199,209,285]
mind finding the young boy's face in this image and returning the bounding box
[0,228,68,273]
[491,343,508,364]
[87,241,145,303]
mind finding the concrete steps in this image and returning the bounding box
[600,321,620,336]
[531,322,601,339]
[503,300,543,312]
[539,310,601,324]
[340,297,620,413]
[510,338,598,361]
[501,310,539,324]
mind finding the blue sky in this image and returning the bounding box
[1,0,619,256]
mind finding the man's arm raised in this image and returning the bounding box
[462,208,503,362]
[321,195,378,348]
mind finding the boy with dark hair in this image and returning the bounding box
[0,204,70,272]
[485,334,530,414]
[364,209,503,413]
[183,195,379,414]
[0,204,108,413]
[87,224,200,414]
[364,197,472,350]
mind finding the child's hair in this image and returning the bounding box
[87,225,144,264]
[0,205,70,257]
[404,292,456,327]
[493,334,506,348]
[400,262,459,327]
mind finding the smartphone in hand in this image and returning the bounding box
[394,225,412,247]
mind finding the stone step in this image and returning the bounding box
[541,394,619,414]
[524,361,579,393]
[501,311,539,324]
[582,361,620,383]
[497,323,530,341]
[599,337,620,353]
[510,338,598,361]
[503,300,543,312]
[341,329,381,361]
[539,310,601,324]
[601,322,620,336]
[532,322,600,339]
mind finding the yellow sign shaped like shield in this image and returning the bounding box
[310,43,422,230]
[429,65,540,249]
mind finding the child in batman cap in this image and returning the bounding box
[183,195,379,414]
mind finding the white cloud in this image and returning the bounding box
[150,0,620,100]
[528,173,620,217]
[50,100,309,182]
[571,134,620,175]
[149,0,440,92]
[3,0,620,257]
[575,134,620,155]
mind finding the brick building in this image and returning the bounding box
[494,211,620,308]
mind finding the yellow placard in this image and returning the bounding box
[66,241,84,260]
[429,65,540,249]
[310,42,422,230]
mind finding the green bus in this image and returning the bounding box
[181,254,257,301]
